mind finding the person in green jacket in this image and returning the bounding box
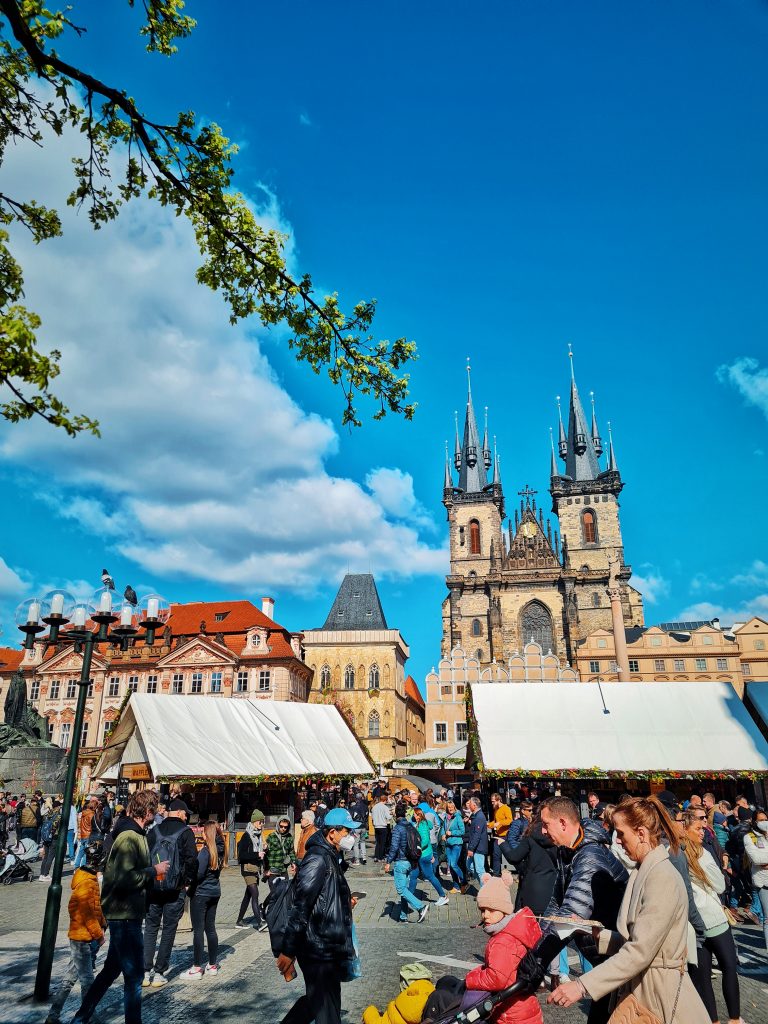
[265,817,297,884]
[408,807,449,906]
[73,790,168,1024]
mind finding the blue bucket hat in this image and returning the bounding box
[323,807,362,830]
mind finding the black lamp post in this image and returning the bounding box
[16,586,168,1001]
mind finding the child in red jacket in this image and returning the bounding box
[464,874,543,1024]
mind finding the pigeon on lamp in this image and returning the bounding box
[124,585,138,606]
[101,568,115,590]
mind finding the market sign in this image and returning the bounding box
[121,762,152,781]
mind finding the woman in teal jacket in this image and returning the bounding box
[408,808,449,904]
[443,799,466,887]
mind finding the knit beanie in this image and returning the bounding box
[476,875,514,915]
[250,809,265,822]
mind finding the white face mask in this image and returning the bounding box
[338,833,356,852]
[757,821,768,834]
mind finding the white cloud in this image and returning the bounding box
[0,112,445,594]
[731,560,768,588]
[299,112,312,127]
[717,357,768,420]
[0,556,26,599]
[631,567,670,604]
[677,595,768,625]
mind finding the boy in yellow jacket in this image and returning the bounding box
[46,843,106,1023]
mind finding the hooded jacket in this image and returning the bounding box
[100,817,154,921]
[501,824,557,917]
[465,908,543,1024]
[280,829,353,964]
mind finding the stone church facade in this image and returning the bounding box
[441,359,644,670]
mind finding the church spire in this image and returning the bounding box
[457,359,488,493]
[444,441,453,491]
[556,395,567,459]
[590,391,603,458]
[549,427,558,481]
[607,420,619,474]
[482,407,492,471]
[564,348,600,481]
[453,411,461,471]
[492,436,501,486]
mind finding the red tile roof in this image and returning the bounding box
[0,647,24,672]
[166,600,280,634]
[404,675,425,708]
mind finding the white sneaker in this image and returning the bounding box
[142,972,153,988]
[38,875,52,882]
[436,896,449,906]
[418,905,429,923]
[183,966,204,981]
[205,964,220,976]
[150,972,168,987]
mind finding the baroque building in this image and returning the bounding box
[441,358,644,669]
[302,574,424,765]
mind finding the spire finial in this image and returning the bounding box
[568,343,575,381]
[466,357,472,400]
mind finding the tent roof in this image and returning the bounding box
[93,695,374,782]
[393,742,467,768]
[745,682,768,740]
[469,682,768,779]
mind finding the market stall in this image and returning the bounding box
[92,694,374,852]
[466,680,768,805]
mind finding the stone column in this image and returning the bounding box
[608,586,630,681]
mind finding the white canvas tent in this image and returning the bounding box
[93,694,374,782]
[469,681,768,779]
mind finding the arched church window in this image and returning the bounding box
[469,519,481,555]
[471,618,482,636]
[582,509,597,545]
[520,601,555,654]
[368,710,380,737]
[344,664,355,690]
[320,664,331,688]
[475,649,483,661]
[592,593,601,608]
[369,664,380,690]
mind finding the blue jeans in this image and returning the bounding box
[67,829,76,861]
[48,938,99,1021]
[392,859,425,916]
[466,851,486,884]
[74,919,143,1024]
[445,844,464,885]
[73,837,91,869]
[758,887,768,953]
[409,854,446,899]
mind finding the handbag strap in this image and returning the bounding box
[668,966,685,1023]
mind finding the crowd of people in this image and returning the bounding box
[2,780,767,1024]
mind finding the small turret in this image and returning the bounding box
[556,395,567,459]
[549,427,558,481]
[443,441,453,492]
[482,407,492,471]
[607,420,620,474]
[590,391,603,457]
[453,411,461,472]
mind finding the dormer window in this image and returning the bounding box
[214,612,228,622]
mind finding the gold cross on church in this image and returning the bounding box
[517,485,538,505]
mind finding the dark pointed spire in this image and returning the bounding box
[444,441,453,491]
[564,347,601,481]
[453,410,461,471]
[607,420,619,473]
[549,427,558,480]
[556,395,567,459]
[457,359,488,493]
[482,407,492,471]
[492,436,501,486]
[590,391,603,458]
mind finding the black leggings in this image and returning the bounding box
[689,929,740,1022]
[191,895,220,968]
[238,880,262,924]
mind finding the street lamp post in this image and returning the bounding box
[16,587,168,1001]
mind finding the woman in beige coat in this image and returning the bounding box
[548,795,709,1023]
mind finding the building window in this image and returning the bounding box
[210,671,222,693]
[471,618,482,637]
[628,659,639,672]
[654,659,665,671]
[582,509,597,544]
[455,722,468,742]
[344,664,355,690]
[674,659,685,672]
[236,670,248,692]
[592,593,601,608]
[80,723,88,746]
[103,722,113,744]
[50,680,60,699]
[368,710,380,738]
[716,658,728,671]
[469,519,481,555]
[320,664,331,688]
[369,664,380,690]
[66,679,77,699]
[191,672,203,694]
[520,601,555,653]
[127,676,139,693]
[47,720,55,740]
[146,674,158,694]
[703,634,714,645]
[214,612,228,622]
[30,679,40,700]
[456,684,465,695]
[650,636,662,647]
[597,638,607,649]
[755,640,765,651]
[435,722,447,743]
[743,663,752,675]
[172,673,184,694]
[108,677,120,697]
[59,722,71,749]
[87,679,94,698]
[441,684,452,697]
[475,649,483,660]
[259,670,271,691]
[609,660,618,673]
[250,632,261,647]
[589,660,600,673]
[695,658,707,671]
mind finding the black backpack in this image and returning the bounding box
[404,822,421,866]
[151,826,185,891]
[263,875,296,957]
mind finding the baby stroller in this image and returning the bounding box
[0,837,39,884]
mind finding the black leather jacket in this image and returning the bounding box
[281,830,353,963]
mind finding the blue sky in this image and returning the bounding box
[1,1,767,691]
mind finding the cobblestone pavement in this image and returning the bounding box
[2,854,767,1024]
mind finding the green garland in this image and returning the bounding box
[157,772,367,785]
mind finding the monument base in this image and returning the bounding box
[0,745,67,793]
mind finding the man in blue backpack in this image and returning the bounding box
[384,802,429,924]
[142,798,198,986]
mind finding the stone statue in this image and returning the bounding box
[0,671,49,754]
[608,551,621,589]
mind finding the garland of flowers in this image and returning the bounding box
[155,772,365,785]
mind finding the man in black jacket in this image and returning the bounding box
[538,798,628,1024]
[276,807,361,1024]
[142,798,198,986]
